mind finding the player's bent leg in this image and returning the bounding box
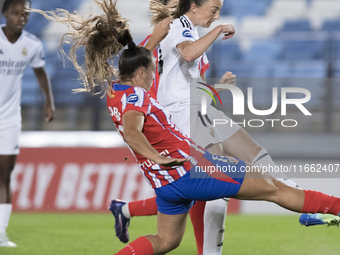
[115,212,188,255]
[221,129,300,189]
[221,129,262,164]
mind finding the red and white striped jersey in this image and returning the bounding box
[107,83,205,189]
[139,35,210,101]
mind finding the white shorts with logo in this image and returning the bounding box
[0,124,21,155]
[169,103,240,148]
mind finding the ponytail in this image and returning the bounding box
[30,0,133,95]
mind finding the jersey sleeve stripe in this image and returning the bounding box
[134,87,145,108]
[121,94,127,112]
[179,17,186,28]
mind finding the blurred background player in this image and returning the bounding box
[0,0,54,247]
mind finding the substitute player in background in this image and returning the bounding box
[0,0,54,247]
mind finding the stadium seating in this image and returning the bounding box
[211,42,243,62]
[267,0,308,21]
[321,20,340,32]
[280,20,312,32]
[220,0,269,19]
[278,32,329,60]
[239,17,280,37]
[243,40,283,61]
[332,61,340,108]
[306,0,340,28]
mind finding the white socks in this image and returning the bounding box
[121,204,131,219]
[251,148,300,189]
[0,204,12,235]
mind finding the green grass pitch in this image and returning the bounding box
[1,213,339,255]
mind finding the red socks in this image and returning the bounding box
[189,201,206,255]
[115,236,153,255]
[129,197,158,217]
[300,190,340,215]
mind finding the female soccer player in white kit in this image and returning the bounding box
[0,0,55,247]
[156,0,301,254]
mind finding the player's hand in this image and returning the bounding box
[155,155,190,168]
[44,104,55,122]
[219,23,235,40]
[218,71,236,86]
[152,17,173,41]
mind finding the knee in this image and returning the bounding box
[158,236,182,253]
[260,178,281,202]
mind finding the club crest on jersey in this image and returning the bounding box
[182,30,193,38]
[22,47,27,56]
[127,94,139,104]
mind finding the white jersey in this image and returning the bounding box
[158,15,204,112]
[0,25,45,128]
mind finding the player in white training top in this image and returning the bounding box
[0,0,55,247]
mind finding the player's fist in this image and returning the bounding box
[219,71,236,86]
[219,23,235,40]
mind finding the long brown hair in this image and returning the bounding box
[30,0,133,95]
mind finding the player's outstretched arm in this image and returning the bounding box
[177,24,235,63]
[123,110,188,167]
[33,67,55,122]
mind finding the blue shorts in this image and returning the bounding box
[155,151,246,215]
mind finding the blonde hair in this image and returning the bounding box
[150,0,210,25]
[149,0,175,26]
[30,0,132,95]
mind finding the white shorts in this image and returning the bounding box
[0,124,21,155]
[169,104,240,148]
